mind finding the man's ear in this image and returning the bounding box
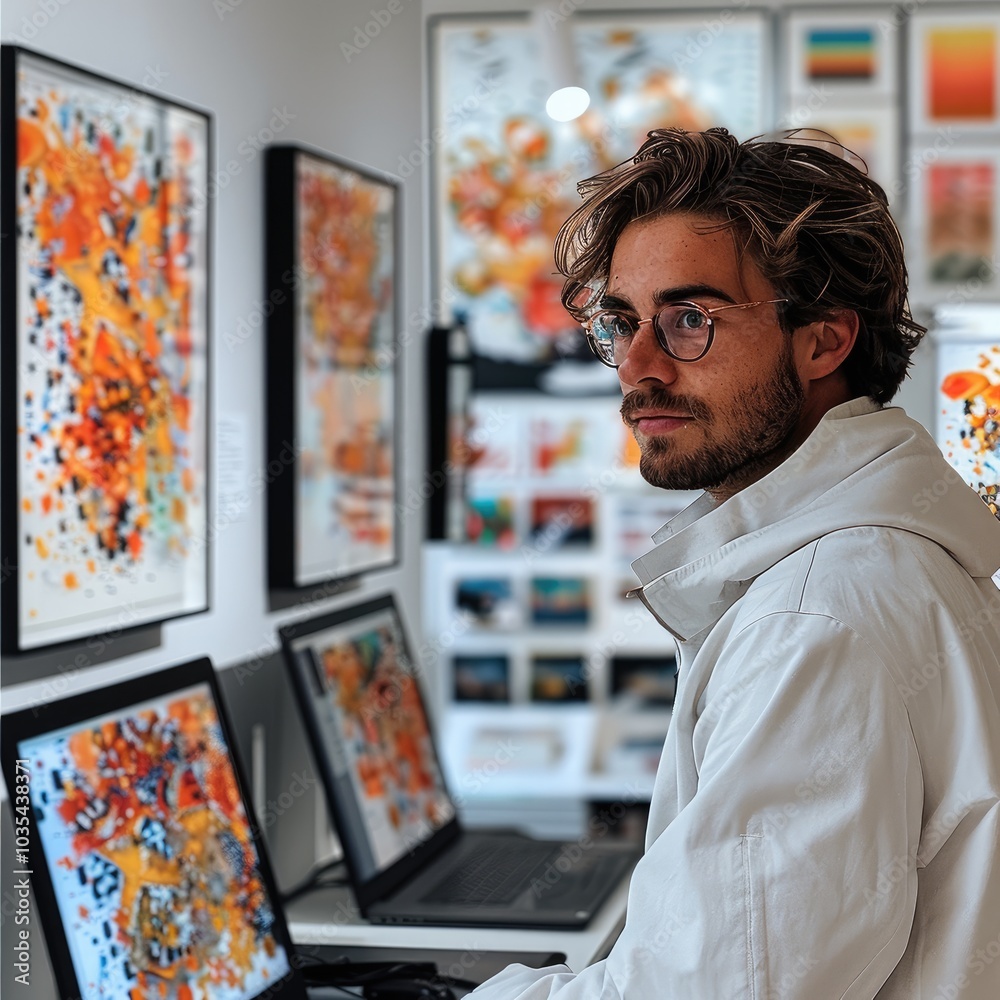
[794,310,859,382]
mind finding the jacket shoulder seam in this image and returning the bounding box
[729,610,916,713]
[787,540,820,613]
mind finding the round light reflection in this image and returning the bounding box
[545,86,591,122]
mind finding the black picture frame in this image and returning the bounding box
[425,323,473,541]
[0,657,309,1000]
[1,46,212,654]
[265,144,402,591]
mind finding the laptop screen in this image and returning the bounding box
[3,661,303,1000]
[281,596,456,886]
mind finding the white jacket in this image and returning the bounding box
[472,397,1000,999]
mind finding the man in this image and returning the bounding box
[471,129,1000,997]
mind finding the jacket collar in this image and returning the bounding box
[628,397,1000,642]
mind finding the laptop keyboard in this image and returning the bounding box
[420,838,562,906]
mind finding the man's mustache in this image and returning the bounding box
[620,388,712,424]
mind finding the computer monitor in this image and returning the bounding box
[279,594,458,911]
[1,658,307,1000]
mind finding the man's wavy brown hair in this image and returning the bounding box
[555,127,926,405]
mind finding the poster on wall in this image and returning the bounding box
[0,47,211,653]
[430,11,770,366]
[785,9,898,101]
[777,106,899,205]
[908,9,1000,136]
[266,146,400,589]
[933,307,1000,520]
[453,653,510,702]
[911,148,1000,301]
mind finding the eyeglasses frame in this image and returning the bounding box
[585,297,789,368]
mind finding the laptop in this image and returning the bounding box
[1,658,571,999]
[278,593,641,928]
[1,658,309,1000]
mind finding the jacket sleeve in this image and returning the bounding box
[470,611,923,999]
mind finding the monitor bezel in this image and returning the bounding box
[0,657,308,1000]
[278,593,461,915]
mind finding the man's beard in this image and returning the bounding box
[621,344,805,494]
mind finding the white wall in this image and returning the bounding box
[0,0,429,709]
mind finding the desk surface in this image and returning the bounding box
[286,871,631,976]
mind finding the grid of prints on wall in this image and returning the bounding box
[423,392,689,713]
[431,10,770,365]
[908,7,1000,301]
[266,147,400,589]
[1,47,210,652]
[783,8,900,203]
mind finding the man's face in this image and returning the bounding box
[608,212,806,499]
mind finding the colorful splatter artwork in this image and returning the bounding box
[294,153,396,586]
[297,156,393,368]
[316,617,454,872]
[937,342,1000,519]
[11,51,208,650]
[434,14,768,362]
[20,684,291,1000]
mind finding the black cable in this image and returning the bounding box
[309,986,364,999]
[437,977,480,991]
[301,961,438,985]
[279,857,348,905]
[297,958,465,998]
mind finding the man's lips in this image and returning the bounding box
[628,412,694,434]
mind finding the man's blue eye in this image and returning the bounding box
[596,314,634,339]
[677,309,707,330]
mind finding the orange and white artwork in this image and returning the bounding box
[8,49,209,651]
[937,337,1000,518]
[293,153,397,585]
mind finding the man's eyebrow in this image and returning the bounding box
[600,284,738,311]
[599,292,635,311]
[652,284,737,306]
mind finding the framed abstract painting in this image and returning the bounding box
[430,10,771,367]
[1,47,211,653]
[266,145,401,589]
[933,306,1000,520]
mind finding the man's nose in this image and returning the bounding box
[617,321,679,387]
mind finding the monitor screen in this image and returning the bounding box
[11,672,297,1000]
[284,600,455,884]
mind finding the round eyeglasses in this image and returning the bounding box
[585,298,788,368]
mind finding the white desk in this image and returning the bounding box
[286,870,631,975]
